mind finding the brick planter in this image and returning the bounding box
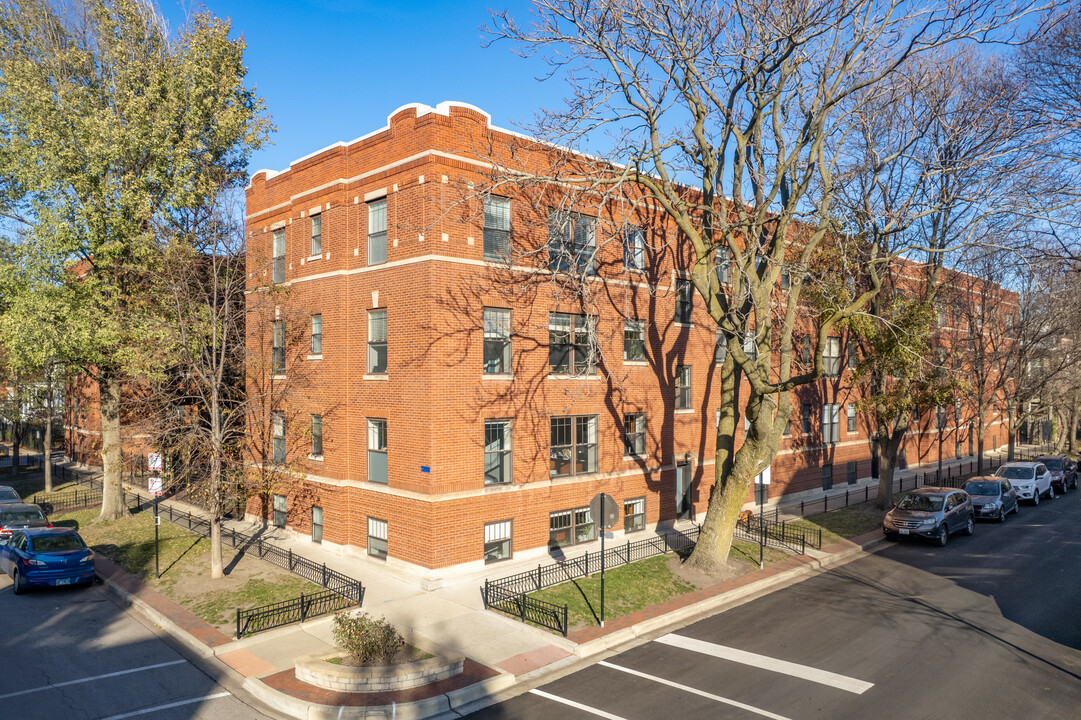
[295,649,464,693]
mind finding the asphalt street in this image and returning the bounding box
[0,576,274,720]
[471,486,1081,719]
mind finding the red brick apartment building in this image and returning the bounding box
[243,101,1013,581]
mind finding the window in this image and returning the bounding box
[272,412,285,464]
[624,497,645,533]
[548,210,595,274]
[549,313,596,374]
[802,403,812,433]
[822,403,840,443]
[675,365,692,410]
[781,268,790,290]
[483,308,511,373]
[550,416,597,477]
[367,517,387,559]
[484,420,512,486]
[624,412,646,457]
[783,417,791,436]
[847,461,858,485]
[548,507,595,547]
[310,215,322,256]
[272,229,285,283]
[824,336,841,376]
[822,464,833,491]
[312,506,323,543]
[848,344,858,369]
[624,226,645,270]
[715,331,727,365]
[310,314,322,355]
[624,319,645,362]
[272,320,285,374]
[272,493,286,528]
[368,419,387,484]
[675,278,693,324]
[483,196,511,261]
[937,305,946,327]
[801,336,811,366]
[955,398,962,424]
[743,330,758,362]
[310,415,323,457]
[936,405,946,430]
[714,246,730,284]
[484,520,513,563]
[368,310,387,373]
[367,199,387,265]
[847,404,857,433]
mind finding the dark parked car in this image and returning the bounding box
[0,485,21,504]
[0,503,50,539]
[1035,455,1077,493]
[963,477,1020,522]
[883,487,975,546]
[0,527,95,594]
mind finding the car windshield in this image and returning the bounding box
[0,490,18,502]
[1043,459,1063,471]
[964,481,1000,496]
[30,534,86,552]
[0,509,45,523]
[896,494,944,512]
[998,467,1034,481]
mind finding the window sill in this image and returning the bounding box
[363,374,389,381]
[624,454,649,461]
[674,322,694,328]
[271,374,286,381]
[308,455,323,462]
[307,354,323,361]
[548,373,601,381]
[674,408,695,415]
[481,373,514,381]
[307,253,323,262]
[623,360,649,366]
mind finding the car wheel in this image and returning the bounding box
[1049,485,1055,500]
[936,524,949,547]
[998,507,1007,522]
[12,567,26,595]
[963,515,975,536]
[1033,491,1039,506]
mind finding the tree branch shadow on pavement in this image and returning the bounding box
[160,536,203,578]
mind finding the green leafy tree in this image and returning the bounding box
[0,0,270,520]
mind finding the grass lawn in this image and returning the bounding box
[526,539,790,631]
[790,502,887,544]
[51,507,325,633]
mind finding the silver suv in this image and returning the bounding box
[995,462,1053,504]
[883,487,975,546]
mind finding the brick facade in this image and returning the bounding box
[243,101,1013,579]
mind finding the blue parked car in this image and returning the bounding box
[0,527,95,595]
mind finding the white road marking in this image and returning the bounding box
[598,661,794,720]
[655,633,874,694]
[529,689,630,719]
[96,691,232,719]
[0,659,188,700]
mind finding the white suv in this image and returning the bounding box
[996,462,1054,504]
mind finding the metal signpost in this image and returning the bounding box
[755,466,771,569]
[589,492,620,627]
[148,452,163,579]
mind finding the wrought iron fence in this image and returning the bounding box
[236,588,357,639]
[55,461,363,606]
[735,514,821,554]
[33,488,102,515]
[484,590,569,637]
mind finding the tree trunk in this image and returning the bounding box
[876,430,905,510]
[44,369,54,493]
[10,420,20,478]
[98,376,127,521]
[209,450,223,579]
[1006,399,1016,461]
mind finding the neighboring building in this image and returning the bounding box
[237,101,1013,580]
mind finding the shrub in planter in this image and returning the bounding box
[332,612,404,664]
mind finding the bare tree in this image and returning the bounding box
[486,0,1048,569]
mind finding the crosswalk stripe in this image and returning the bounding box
[529,689,630,719]
[95,691,231,720]
[598,661,794,720]
[655,633,874,694]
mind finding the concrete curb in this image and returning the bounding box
[96,572,216,660]
[241,672,517,720]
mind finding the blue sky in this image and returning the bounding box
[163,1,555,177]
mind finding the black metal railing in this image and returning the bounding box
[485,590,570,637]
[236,588,357,639]
[735,514,821,554]
[54,461,363,607]
[33,488,102,515]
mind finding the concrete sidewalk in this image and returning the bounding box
[31,445,1050,719]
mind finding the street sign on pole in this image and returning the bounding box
[148,452,163,472]
[148,476,163,496]
[589,492,619,628]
